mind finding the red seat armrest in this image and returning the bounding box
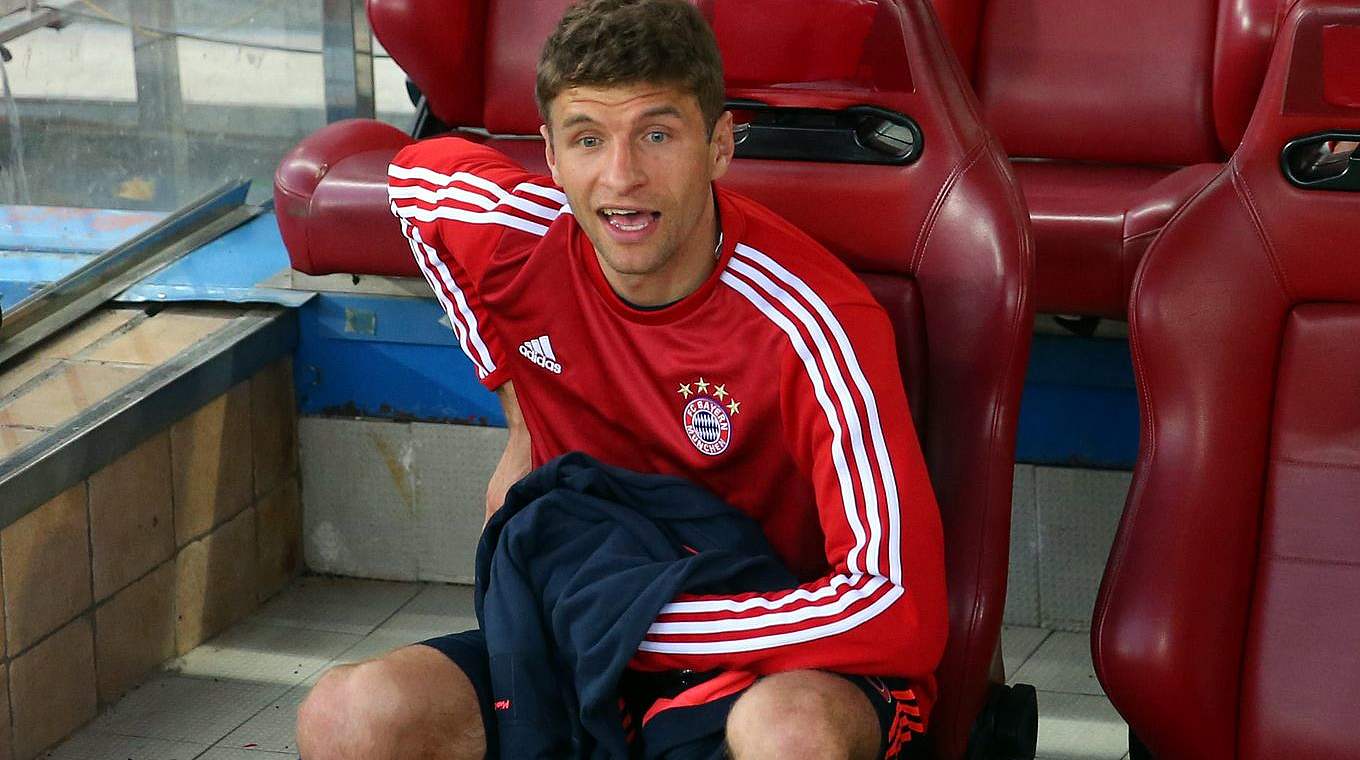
[274,119,416,276]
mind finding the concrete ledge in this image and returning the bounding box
[0,305,304,760]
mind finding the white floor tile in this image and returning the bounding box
[336,628,428,663]
[372,582,478,640]
[1012,631,1104,696]
[216,681,309,755]
[252,575,421,635]
[1035,691,1128,760]
[89,674,289,745]
[197,748,295,758]
[1002,625,1051,681]
[42,729,207,760]
[1035,467,1130,631]
[165,620,361,686]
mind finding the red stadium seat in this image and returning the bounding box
[1092,2,1360,757]
[274,2,1036,757]
[930,0,1284,318]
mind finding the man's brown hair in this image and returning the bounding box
[536,0,725,135]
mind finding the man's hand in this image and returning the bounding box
[487,381,531,523]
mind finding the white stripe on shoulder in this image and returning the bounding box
[388,163,562,222]
[735,244,902,585]
[719,270,867,575]
[514,181,569,206]
[392,202,550,238]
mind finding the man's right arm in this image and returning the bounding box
[387,137,566,390]
[486,380,531,523]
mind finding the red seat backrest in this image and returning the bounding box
[930,0,1284,161]
[919,0,1285,318]
[1093,2,1360,757]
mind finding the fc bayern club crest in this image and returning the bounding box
[677,377,741,456]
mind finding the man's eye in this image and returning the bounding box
[578,136,601,148]
[645,131,668,144]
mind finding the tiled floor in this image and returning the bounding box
[45,578,1129,759]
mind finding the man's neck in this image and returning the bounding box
[603,197,722,308]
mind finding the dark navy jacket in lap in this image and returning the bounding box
[475,452,798,760]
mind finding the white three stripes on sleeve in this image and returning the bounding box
[640,243,903,655]
[396,213,498,379]
[387,162,567,379]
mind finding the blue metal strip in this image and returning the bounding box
[117,211,309,306]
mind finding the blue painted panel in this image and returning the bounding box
[0,206,164,253]
[1014,334,1139,469]
[0,251,92,284]
[0,281,36,310]
[118,211,309,306]
[293,294,504,425]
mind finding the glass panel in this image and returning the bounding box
[0,1,424,320]
[1,0,329,212]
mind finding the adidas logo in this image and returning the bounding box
[518,335,562,374]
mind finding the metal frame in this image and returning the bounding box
[323,0,375,123]
[0,1,69,45]
[0,306,297,530]
[0,180,256,366]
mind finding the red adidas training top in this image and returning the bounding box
[388,137,947,708]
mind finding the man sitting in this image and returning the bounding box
[296,1,947,757]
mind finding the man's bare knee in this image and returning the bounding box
[726,671,880,760]
[296,646,485,760]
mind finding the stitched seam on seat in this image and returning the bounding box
[1270,456,1360,471]
[1097,162,1246,629]
[1121,228,1161,243]
[1263,554,1360,568]
[910,141,987,274]
[274,184,317,273]
[933,141,1032,748]
[1232,164,1294,302]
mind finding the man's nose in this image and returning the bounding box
[601,142,645,192]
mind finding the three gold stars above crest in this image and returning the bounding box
[677,377,741,415]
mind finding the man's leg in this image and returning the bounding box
[725,670,882,760]
[296,644,486,760]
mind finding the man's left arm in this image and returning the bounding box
[630,303,948,678]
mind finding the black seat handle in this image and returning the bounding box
[1280,131,1360,191]
[727,100,924,166]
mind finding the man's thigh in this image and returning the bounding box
[414,629,498,756]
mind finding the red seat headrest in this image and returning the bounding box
[371,0,915,135]
[711,0,878,86]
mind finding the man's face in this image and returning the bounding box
[542,83,734,303]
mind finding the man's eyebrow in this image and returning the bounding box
[640,106,684,120]
[560,113,600,129]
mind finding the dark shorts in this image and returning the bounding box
[420,629,926,759]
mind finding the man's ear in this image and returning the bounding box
[540,125,563,186]
[709,111,735,182]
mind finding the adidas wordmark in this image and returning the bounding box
[518,335,562,374]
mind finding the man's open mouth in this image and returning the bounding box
[599,207,661,233]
